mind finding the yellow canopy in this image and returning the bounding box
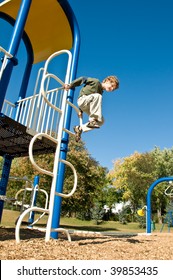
[0,0,73,63]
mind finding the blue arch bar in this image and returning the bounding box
[146,177,173,233]
[0,0,32,111]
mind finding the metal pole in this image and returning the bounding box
[28,175,40,225]
[50,0,80,239]
[0,0,32,111]
[0,155,13,222]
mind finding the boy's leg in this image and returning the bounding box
[87,93,103,128]
[77,94,102,121]
[77,93,103,126]
[73,94,104,139]
[73,117,104,140]
[77,95,93,115]
[81,118,104,132]
[74,119,104,136]
[88,93,103,122]
[73,125,82,142]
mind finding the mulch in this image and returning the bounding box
[0,227,173,260]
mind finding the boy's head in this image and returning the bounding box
[102,75,119,92]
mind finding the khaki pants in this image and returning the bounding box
[77,93,104,126]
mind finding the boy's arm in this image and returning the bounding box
[64,77,87,90]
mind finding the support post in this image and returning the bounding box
[0,155,13,222]
[50,0,80,239]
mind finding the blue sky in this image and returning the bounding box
[0,0,173,171]
[68,0,173,170]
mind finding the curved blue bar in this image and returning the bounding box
[0,11,34,101]
[146,177,173,233]
[0,0,32,111]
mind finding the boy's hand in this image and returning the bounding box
[63,84,71,90]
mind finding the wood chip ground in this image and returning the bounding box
[1,227,173,260]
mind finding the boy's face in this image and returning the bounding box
[103,81,117,92]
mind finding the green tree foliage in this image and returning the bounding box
[151,146,173,178]
[62,138,108,218]
[109,152,156,213]
[109,147,173,222]
[90,202,105,224]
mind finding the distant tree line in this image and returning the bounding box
[2,139,173,223]
[108,146,173,223]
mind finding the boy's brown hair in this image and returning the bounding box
[103,75,119,89]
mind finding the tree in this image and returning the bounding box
[109,147,173,223]
[109,152,156,218]
[62,138,108,219]
[151,146,173,177]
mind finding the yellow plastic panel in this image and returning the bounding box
[0,0,73,63]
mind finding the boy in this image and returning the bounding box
[64,75,119,142]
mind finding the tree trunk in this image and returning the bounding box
[157,208,162,224]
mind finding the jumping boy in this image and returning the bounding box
[64,75,119,142]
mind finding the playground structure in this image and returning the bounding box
[137,177,173,233]
[160,181,173,232]
[0,0,81,242]
[1,0,173,244]
[10,175,49,226]
[13,176,38,213]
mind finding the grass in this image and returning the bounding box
[1,209,172,234]
[59,216,145,233]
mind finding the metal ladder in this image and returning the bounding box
[15,50,82,242]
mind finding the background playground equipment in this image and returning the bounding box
[137,177,173,234]
[160,181,173,232]
[164,181,173,197]
[0,0,81,242]
[137,205,156,232]
[12,175,49,227]
[13,176,36,213]
[0,175,49,226]
[137,206,147,230]
[137,206,146,217]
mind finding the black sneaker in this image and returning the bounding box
[73,126,82,142]
[87,120,100,128]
